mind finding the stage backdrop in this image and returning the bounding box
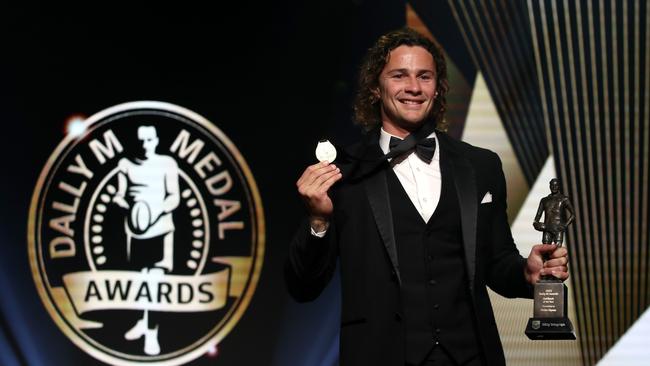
[1,1,648,365]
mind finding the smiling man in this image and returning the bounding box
[286,27,569,366]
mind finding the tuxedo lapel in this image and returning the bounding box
[365,168,401,285]
[352,129,401,285]
[438,133,477,291]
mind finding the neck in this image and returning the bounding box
[381,121,420,138]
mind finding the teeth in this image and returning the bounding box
[401,100,421,104]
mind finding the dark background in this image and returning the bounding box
[0,1,404,365]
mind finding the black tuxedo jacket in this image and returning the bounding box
[286,129,533,366]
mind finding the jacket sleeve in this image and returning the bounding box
[485,152,534,299]
[284,217,339,302]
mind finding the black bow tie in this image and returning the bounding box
[389,136,436,164]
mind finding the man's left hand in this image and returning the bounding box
[524,244,569,284]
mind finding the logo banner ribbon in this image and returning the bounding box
[62,268,230,314]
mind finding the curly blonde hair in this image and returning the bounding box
[353,27,449,131]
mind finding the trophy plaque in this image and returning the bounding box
[525,178,576,340]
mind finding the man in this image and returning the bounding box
[113,125,180,272]
[286,28,569,366]
[112,125,180,355]
[533,178,575,246]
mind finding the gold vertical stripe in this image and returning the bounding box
[631,0,641,322]
[616,0,634,328]
[600,0,619,342]
[589,0,614,351]
[611,0,626,338]
[642,0,650,308]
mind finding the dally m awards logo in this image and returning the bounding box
[28,101,265,365]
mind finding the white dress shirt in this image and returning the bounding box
[379,128,441,222]
[311,128,441,237]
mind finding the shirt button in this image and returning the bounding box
[422,197,428,202]
[429,279,437,285]
[436,328,441,334]
[433,304,439,310]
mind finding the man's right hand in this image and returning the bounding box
[296,161,342,231]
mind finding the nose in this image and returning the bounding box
[404,75,421,94]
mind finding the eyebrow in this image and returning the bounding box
[385,68,435,75]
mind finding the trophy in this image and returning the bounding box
[525,178,576,340]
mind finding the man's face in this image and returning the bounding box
[137,127,159,157]
[376,45,437,134]
[550,180,559,193]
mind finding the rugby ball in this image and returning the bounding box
[130,201,151,233]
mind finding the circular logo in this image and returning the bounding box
[28,101,265,365]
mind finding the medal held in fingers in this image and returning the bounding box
[315,139,337,163]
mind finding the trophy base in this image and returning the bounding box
[525,317,576,340]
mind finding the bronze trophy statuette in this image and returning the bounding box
[525,178,577,340]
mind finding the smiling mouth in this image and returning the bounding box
[399,99,425,105]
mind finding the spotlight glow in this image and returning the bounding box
[65,114,87,137]
[206,344,218,358]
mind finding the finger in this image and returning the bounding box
[299,162,337,188]
[300,167,340,199]
[544,257,568,267]
[305,164,338,189]
[550,247,568,258]
[297,161,329,187]
[535,244,559,254]
[542,265,568,275]
[313,166,341,189]
[316,170,343,193]
[543,269,569,281]
[297,161,329,184]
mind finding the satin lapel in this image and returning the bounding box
[439,134,477,291]
[356,129,401,285]
[364,168,401,286]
